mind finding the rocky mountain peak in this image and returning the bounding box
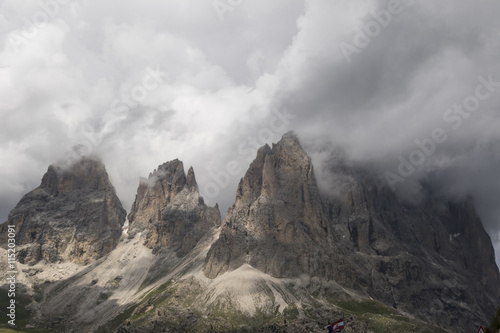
[274,130,301,148]
[233,131,316,206]
[128,160,220,256]
[186,166,198,190]
[3,134,499,333]
[1,156,126,265]
[204,131,326,278]
[203,132,500,332]
[153,159,187,198]
[40,157,111,196]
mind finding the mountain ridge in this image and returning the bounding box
[0,132,498,333]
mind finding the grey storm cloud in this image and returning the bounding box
[0,0,499,265]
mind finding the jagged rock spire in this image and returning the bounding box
[128,160,220,256]
[204,131,326,278]
[186,166,198,190]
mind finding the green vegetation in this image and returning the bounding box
[206,300,277,328]
[0,288,51,333]
[142,280,175,308]
[0,289,29,330]
[486,305,500,333]
[97,280,176,332]
[326,296,448,333]
[0,328,50,333]
[95,305,137,333]
[108,279,290,332]
[99,279,455,333]
[335,298,398,316]
[283,303,299,320]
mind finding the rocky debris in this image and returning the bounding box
[0,157,126,265]
[113,276,432,333]
[22,267,44,276]
[128,159,221,256]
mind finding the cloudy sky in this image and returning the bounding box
[1,0,499,266]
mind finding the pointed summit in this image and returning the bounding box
[273,131,309,162]
[204,132,326,278]
[128,160,186,234]
[186,166,198,190]
[128,160,221,256]
[278,130,300,145]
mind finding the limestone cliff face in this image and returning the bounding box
[204,132,329,279]
[203,131,500,332]
[128,159,221,256]
[0,157,126,265]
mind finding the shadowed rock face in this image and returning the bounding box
[128,159,221,256]
[322,166,500,331]
[0,157,126,265]
[203,131,500,332]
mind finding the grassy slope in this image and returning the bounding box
[103,278,450,333]
[1,274,452,333]
[326,297,449,333]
